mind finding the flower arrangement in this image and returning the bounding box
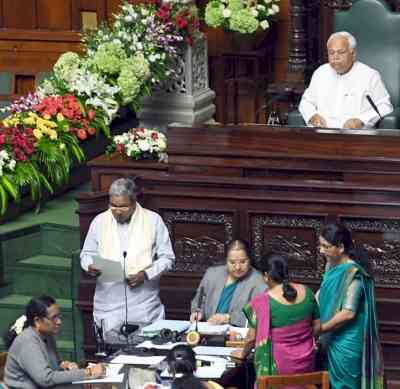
[205,0,280,33]
[107,128,167,162]
[0,0,203,216]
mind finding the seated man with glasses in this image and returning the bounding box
[299,31,393,129]
[80,177,175,331]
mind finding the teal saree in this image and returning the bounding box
[319,261,384,389]
[215,281,239,314]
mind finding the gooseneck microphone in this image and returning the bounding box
[120,251,129,340]
[366,94,383,121]
[196,286,205,332]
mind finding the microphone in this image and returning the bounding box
[196,286,205,332]
[93,319,107,358]
[366,94,383,121]
[120,251,139,342]
[186,286,205,346]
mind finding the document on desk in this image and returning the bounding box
[94,255,124,282]
[72,363,124,384]
[73,373,125,384]
[189,322,229,335]
[160,364,226,379]
[110,355,166,365]
[136,340,187,350]
[194,346,240,356]
[141,320,191,335]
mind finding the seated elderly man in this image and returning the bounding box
[299,31,393,129]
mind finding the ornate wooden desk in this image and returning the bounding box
[77,125,400,384]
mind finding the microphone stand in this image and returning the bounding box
[122,251,130,349]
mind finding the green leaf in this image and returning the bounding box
[0,175,19,202]
[0,184,8,215]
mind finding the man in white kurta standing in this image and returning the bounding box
[80,177,175,332]
[299,31,393,129]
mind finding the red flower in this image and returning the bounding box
[88,110,96,120]
[87,127,96,136]
[116,144,125,153]
[186,36,193,45]
[151,132,159,140]
[77,129,87,140]
[157,4,171,20]
[176,15,188,29]
[0,134,5,145]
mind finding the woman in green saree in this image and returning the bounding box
[232,253,320,388]
[318,223,384,389]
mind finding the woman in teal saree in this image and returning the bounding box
[318,223,384,389]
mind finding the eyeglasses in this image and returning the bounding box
[319,242,335,250]
[45,314,62,323]
[109,204,132,211]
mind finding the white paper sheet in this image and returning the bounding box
[136,340,187,350]
[194,346,240,356]
[110,355,166,365]
[189,322,229,335]
[141,320,191,334]
[160,363,226,379]
[94,255,124,282]
[73,373,125,384]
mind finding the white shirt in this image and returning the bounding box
[80,207,175,331]
[299,61,393,128]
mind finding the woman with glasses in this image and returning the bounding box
[318,223,384,389]
[4,295,104,389]
[190,240,266,326]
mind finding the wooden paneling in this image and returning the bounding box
[37,0,72,30]
[3,0,36,29]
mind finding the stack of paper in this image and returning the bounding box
[110,355,166,365]
[72,363,124,384]
[193,346,240,356]
[141,320,191,335]
[189,322,229,335]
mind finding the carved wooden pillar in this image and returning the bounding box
[287,0,309,82]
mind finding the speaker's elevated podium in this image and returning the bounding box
[77,124,400,383]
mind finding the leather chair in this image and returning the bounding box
[258,371,330,389]
[288,0,400,129]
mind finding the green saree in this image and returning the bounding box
[319,261,384,389]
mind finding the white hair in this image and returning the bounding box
[327,31,357,50]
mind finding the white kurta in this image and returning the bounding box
[80,207,175,331]
[299,61,393,128]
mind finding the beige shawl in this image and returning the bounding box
[99,203,153,275]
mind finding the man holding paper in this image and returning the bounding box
[80,177,175,331]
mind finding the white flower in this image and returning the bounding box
[138,139,151,152]
[260,20,270,29]
[11,315,27,335]
[0,150,8,159]
[257,4,266,10]
[251,8,259,16]
[222,8,232,17]
[264,0,272,3]
[271,4,280,13]
[124,15,133,22]
[8,159,16,170]
[149,54,157,62]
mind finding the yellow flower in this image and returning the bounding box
[23,117,36,126]
[33,129,43,139]
[56,113,65,121]
[49,130,58,140]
